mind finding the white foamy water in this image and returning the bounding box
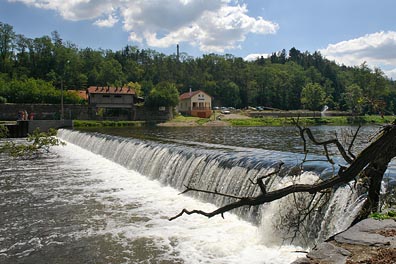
[49,141,304,263]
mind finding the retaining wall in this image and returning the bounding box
[0,104,173,122]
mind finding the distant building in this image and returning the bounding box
[87,86,142,108]
[178,90,212,118]
[86,86,144,120]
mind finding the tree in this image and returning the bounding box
[301,83,326,111]
[343,84,364,114]
[98,58,125,86]
[216,80,241,107]
[0,128,65,158]
[127,81,142,97]
[0,22,15,73]
[145,81,179,107]
[170,120,396,239]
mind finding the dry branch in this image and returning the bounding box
[170,122,396,222]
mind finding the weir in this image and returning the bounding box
[57,129,366,246]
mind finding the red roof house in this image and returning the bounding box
[178,90,212,118]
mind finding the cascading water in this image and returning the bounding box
[57,129,366,246]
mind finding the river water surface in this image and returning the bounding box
[1,134,304,264]
[1,125,394,263]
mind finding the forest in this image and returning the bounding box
[1,21,396,113]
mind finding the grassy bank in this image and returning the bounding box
[226,115,395,126]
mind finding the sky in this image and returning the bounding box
[1,0,396,78]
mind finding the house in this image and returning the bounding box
[178,90,212,118]
[87,86,141,108]
[86,86,145,120]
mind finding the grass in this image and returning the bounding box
[226,116,395,127]
[369,210,396,220]
[171,115,201,123]
[169,115,211,125]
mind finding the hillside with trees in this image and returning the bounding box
[1,21,395,113]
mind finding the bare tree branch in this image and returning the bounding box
[170,123,396,221]
[292,118,354,164]
[179,185,245,200]
[347,125,361,160]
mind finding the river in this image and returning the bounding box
[0,125,394,263]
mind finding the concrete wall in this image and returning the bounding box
[28,120,73,133]
[0,103,91,120]
[0,104,172,122]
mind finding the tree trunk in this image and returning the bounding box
[353,155,394,223]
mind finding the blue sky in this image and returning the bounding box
[1,0,396,78]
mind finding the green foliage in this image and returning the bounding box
[0,77,82,104]
[369,210,396,220]
[1,20,396,113]
[0,124,8,138]
[127,81,142,96]
[73,120,145,127]
[145,81,179,107]
[227,116,394,127]
[343,84,364,114]
[301,83,326,111]
[0,128,65,158]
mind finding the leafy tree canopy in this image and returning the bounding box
[0,21,395,114]
[145,81,179,107]
[301,83,326,111]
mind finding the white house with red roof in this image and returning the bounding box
[178,90,212,118]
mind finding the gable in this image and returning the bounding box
[179,90,211,101]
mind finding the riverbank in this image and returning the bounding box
[157,114,395,127]
[293,217,396,263]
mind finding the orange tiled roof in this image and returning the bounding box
[87,86,136,95]
[179,90,209,100]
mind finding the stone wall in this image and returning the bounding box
[28,120,73,133]
[0,104,172,122]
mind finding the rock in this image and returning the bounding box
[291,257,312,264]
[306,242,351,264]
[297,218,396,263]
[334,218,396,247]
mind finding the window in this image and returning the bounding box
[102,94,110,98]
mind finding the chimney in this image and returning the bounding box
[177,44,180,61]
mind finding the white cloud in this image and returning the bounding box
[9,0,119,20]
[9,0,279,53]
[244,53,269,61]
[319,31,396,79]
[384,68,396,80]
[93,14,119,28]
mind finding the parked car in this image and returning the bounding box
[221,109,231,114]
